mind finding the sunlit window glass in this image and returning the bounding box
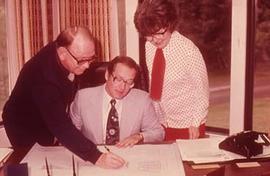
[253,0,270,133]
[0,0,8,122]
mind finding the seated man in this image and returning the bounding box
[70,56,164,147]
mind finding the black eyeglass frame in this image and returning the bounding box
[146,28,168,39]
[65,47,96,65]
[111,74,135,88]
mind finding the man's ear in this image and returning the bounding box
[57,47,67,61]
[105,70,109,81]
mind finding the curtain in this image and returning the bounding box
[59,0,111,61]
[8,0,111,71]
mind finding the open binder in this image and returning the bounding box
[176,135,270,164]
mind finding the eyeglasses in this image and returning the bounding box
[147,28,168,39]
[111,74,134,88]
[65,47,96,65]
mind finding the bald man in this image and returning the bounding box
[2,26,125,169]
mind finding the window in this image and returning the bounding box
[253,0,270,133]
[177,1,232,132]
[0,0,8,122]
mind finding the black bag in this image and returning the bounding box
[219,131,269,159]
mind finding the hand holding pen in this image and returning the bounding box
[94,145,126,169]
[104,145,128,168]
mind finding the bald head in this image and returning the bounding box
[56,26,94,48]
[56,26,96,75]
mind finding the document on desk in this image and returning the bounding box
[176,137,245,164]
[21,143,185,176]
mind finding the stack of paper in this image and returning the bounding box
[0,148,13,167]
[176,137,244,164]
[176,136,270,164]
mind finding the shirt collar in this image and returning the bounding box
[103,85,122,105]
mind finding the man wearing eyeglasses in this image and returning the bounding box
[2,26,126,169]
[70,56,164,148]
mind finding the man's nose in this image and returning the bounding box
[118,81,126,91]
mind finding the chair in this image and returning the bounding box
[77,62,108,89]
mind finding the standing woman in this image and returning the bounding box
[134,0,209,140]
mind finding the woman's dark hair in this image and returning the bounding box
[134,0,177,36]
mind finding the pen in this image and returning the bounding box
[72,155,76,176]
[104,145,110,152]
[45,157,51,176]
[125,161,129,168]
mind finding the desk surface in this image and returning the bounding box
[184,162,270,176]
[1,146,270,176]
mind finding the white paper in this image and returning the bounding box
[177,136,270,164]
[176,137,245,164]
[21,143,186,176]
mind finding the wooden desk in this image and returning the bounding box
[184,161,270,176]
[1,146,270,176]
[0,147,30,176]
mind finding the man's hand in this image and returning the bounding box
[95,152,125,169]
[115,133,143,148]
[189,126,200,139]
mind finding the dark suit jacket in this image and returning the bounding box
[2,42,101,163]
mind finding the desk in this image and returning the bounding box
[184,162,270,176]
[0,147,30,176]
[1,146,270,176]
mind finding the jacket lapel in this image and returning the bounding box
[120,94,136,140]
[90,85,104,144]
